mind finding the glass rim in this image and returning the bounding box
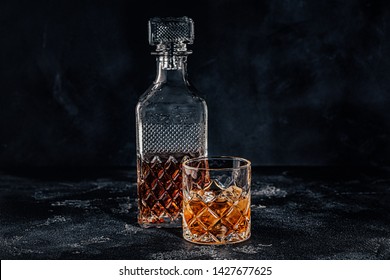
[182,156,251,171]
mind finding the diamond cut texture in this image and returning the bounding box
[138,155,186,227]
[183,189,251,244]
[149,17,194,45]
[142,123,204,154]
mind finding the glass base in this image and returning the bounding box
[182,219,251,245]
[183,229,251,245]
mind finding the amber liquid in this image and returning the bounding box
[183,186,251,244]
[137,153,199,227]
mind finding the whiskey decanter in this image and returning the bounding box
[136,17,208,227]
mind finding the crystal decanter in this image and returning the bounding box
[136,17,208,228]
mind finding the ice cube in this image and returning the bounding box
[222,185,243,201]
[203,191,216,203]
[231,185,243,198]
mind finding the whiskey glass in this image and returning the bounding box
[182,157,251,245]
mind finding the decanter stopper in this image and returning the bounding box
[148,17,194,54]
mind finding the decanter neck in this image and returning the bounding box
[154,55,189,84]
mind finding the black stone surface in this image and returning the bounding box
[1,167,389,260]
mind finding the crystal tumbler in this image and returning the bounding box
[182,157,251,245]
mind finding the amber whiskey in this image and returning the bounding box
[137,153,201,227]
[183,185,251,244]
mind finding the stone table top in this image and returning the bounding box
[1,167,389,259]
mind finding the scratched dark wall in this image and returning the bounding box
[0,0,389,167]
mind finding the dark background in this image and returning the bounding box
[0,0,389,168]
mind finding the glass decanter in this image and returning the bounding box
[136,17,208,228]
